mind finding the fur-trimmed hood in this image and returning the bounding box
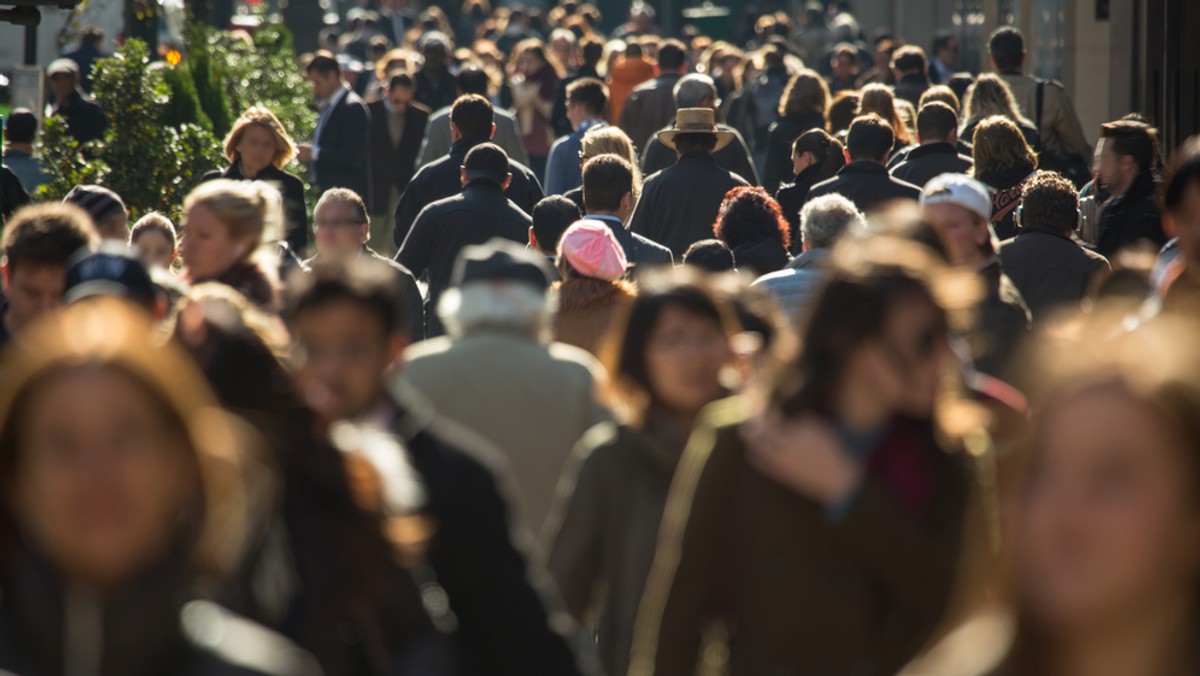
[556,277,637,315]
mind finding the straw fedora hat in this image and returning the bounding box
[656,107,735,152]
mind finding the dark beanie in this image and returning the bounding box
[452,238,551,291]
[64,185,127,225]
[462,143,509,185]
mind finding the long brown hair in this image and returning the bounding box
[858,83,913,145]
[793,128,846,182]
[778,69,831,118]
[971,115,1037,178]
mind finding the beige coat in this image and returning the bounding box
[1000,73,1093,161]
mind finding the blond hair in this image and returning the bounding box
[961,74,1032,133]
[970,115,1037,178]
[581,125,643,199]
[223,106,298,169]
[184,179,283,255]
[858,83,912,145]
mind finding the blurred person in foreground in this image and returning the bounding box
[1094,119,1166,258]
[0,298,319,675]
[629,236,990,676]
[284,258,593,676]
[1156,137,1200,314]
[541,270,737,676]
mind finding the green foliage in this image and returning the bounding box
[160,62,213,132]
[187,21,234,139]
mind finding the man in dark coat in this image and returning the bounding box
[64,26,107,92]
[639,74,759,185]
[367,72,430,255]
[891,102,973,188]
[298,52,372,206]
[999,171,1110,322]
[809,114,921,213]
[891,46,931,107]
[550,37,604,138]
[283,260,593,676]
[413,32,459,113]
[617,39,687,153]
[47,59,107,144]
[396,143,533,337]
[1094,119,1167,257]
[629,108,749,258]
[394,95,543,248]
[582,154,673,270]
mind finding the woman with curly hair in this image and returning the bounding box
[712,186,793,274]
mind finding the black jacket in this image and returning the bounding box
[763,110,826,193]
[807,161,921,213]
[999,223,1109,321]
[641,124,760,186]
[630,152,750,257]
[890,142,974,188]
[585,214,674,271]
[314,87,372,204]
[974,258,1031,380]
[893,73,931,107]
[775,164,830,253]
[1096,171,1166,258]
[413,67,459,114]
[393,135,544,247]
[367,99,430,214]
[51,88,107,144]
[396,181,532,336]
[731,238,791,275]
[201,164,310,258]
[303,247,426,340]
[388,385,591,676]
[977,162,1037,241]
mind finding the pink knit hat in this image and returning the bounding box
[558,220,628,281]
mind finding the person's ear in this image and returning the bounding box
[461,167,470,187]
[450,122,463,142]
[502,173,513,191]
[387,333,410,367]
[528,226,539,249]
[1,258,9,291]
[489,122,497,140]
[620,191,633,213]
[1164,212,1178,239]
[947,129,958,146]
[843,147,851,164]
[360,223,371,244]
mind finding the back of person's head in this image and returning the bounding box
[286,257,409,337]
[5,108,37,145]
[306,50,342,78]
[582,154,634,213]
[778,69,830,118]
[793,128,846,182]
[800,194,866,250]
[1165,136,1200,219]
[581,36,604,66]
[657,39,687,71]
[441,239,554,339]
[932,34,955,57]
[858,83,910,144]
[531,195,582,255]
[918,84,960,113]
[673,73,717,108]
[1019,171,1079,234]
[962,73,1025,126]
[713,186,791,251]
[1100,119,1159,175]
[129,211,178,250]
[988,26,1025,71]
[451,94,494,138]
[891,45,927,74]
[2,203,97,275]
[917,102,958,143]
[456,65,490,96]
[315,188,370,224]
[566,77,608,117]
[682,238,736,272]
[846,114,895,162]
[828,91,861,134]
[81,25,104,47]
[971,115,1036,176]
[184,179,283,251]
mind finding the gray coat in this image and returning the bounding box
[417,105,530,167]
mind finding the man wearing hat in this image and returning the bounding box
[921,172,1030,379]
[401,237,610,537]
[629,107,749,257]
[396,143,533,337]
[63,184,128,241]
[47,58,107,145]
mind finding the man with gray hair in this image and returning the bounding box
[402,238,610,536]
[751,194,865,323]
[640,73,759,184]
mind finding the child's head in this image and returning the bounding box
[129,212,178,270]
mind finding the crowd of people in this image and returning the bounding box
[1,1,1198,675]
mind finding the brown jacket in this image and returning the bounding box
[630,398,978,676]
[618,73,682,153]
[999,73,1092,161]
[553,278,636,357]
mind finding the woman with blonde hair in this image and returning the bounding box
[180,178,284,311]
[562,125,643,210]
[960,74,1040,150]
[859,83,913,155]
[200,106,309,259]
[764,69,831,193]
[971,115,1040,239]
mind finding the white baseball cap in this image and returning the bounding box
[920,173,993,222]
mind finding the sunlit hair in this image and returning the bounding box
[961,74,1033,135]
[438,280,557,341]
[713,186,791,251]
[223,106,298,168]
[858,83,912,145]
[581,126,642,199]
[971,115,1038,178]
[0,298,260,579]
[512,38,566,79]
[184,179,284,254]
[129,211,177,250]
[778,69,830,118]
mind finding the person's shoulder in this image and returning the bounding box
[633,231,671,252]
[367,97,386,113]
[808,173,841,194]
[405,335,455,364]
[752,267,799,286]
[199,167,228,183]
[180,601,322,675]
[890,174,922,194]
[366,248,417,277]
[508,157,540,181]
[548,339,604,373]
[410,101,432,117]
[343,88,369,108]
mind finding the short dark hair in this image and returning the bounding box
[81,26,104,46]
[566,77,608,117]
[1101,120,1159,174]
[581,37,604,67]
[891,45,927,74]
[1020,171,1079,234]
[456,66,490,96]
[286,258,410,336]
[657,39,687,71]
[451,94,494,139]
[582,154,633,213]
[988,26,1025,71]
[1164,136,1200,216]
[932,34,956,56]
[2,204,97,275]
[5,108,37,145]
[531,196,581,254]
[917,102,958,142]
[673,133,718,155]
[846,114,895,162]
[306,51,342,78]
[316,188,370,224]
[682,239,735,272]
[387,71,415,90]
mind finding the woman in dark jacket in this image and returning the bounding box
[629,237,989,676]
[763,69,830,194]
[712,186,793,275]
[542,270,736,676]
[200,106,310,260]
[0,299,319,676]
[775,128,846,249]
[971,116,1039,241]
